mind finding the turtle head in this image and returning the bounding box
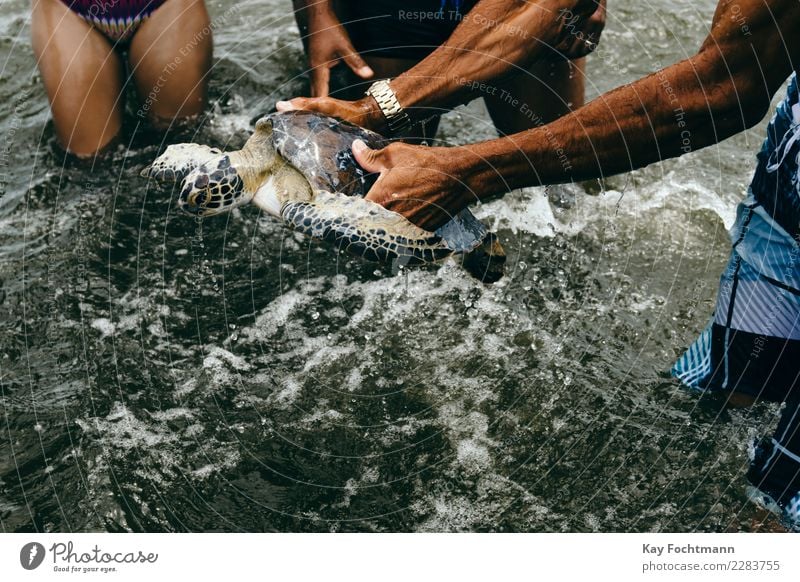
[177,154,250,217]
[144,119,279,217]
[178,118,280,216]
[143,143,254,217]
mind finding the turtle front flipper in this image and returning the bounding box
[142,144,224,183]
[281,192,454,265]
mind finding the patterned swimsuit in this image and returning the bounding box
[61,0,168,43]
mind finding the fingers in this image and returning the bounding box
[340,49,374,79]
[579,26,602,56]
[354,139,392,206]
[352,139,386,174]
[277,97,314,112]
[568,37,596,58]
[591,0,607,24]
[275,99,296,112]
[276,97,331,116]
[560,24,601,59]
[310,65,330,98]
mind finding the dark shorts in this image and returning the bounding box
[342,0,479,60]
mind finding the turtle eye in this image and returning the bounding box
[180,187,209,215]
[191,190,208,207]
[177,162,244,216]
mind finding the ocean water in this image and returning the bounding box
[0,0,789,532]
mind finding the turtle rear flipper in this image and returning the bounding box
[463,232,506,283]
[281,192,453,265]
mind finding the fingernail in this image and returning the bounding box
[359,66,374,77]
[352,139,367,154]
[276,100,292,111]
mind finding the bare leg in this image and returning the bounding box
[484,56,586,135]
[129,0,212,128]
[31,0,124,157]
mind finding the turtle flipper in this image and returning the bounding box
[463,232,506,283]
[281,192,454,265]
[142,144,224,183]
[434,208,487,253]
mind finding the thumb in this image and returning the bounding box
[276,98,304,112]
[352,139,385,173]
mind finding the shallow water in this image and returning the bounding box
[0,0,789,532]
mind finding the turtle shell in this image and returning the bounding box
[267,111,487,254]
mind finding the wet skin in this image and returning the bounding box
[285,0,606,139]
[31,0,212,157]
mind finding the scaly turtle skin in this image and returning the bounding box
[144,111,505,280]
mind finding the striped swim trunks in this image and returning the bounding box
[672,74,800,402]
[672,74,800,510]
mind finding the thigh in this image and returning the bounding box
[129,0,212,125]
[31,0,124,156]
[484,56,586,136]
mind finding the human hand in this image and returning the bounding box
[276,94,385,132]
[303,7,373,97]
[352,139,475,231]
[556,0,607,59]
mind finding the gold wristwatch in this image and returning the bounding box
[365,79,412,135]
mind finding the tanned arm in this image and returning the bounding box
[280,0,604,130]
[292,0,374,97]
[354,0,800,229]
[379,0,601,120]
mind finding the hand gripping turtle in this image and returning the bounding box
[143,111,506,282]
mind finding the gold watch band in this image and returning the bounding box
[365,79,412,135]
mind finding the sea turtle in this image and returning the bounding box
[143,111,505,281]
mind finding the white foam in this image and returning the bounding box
[90,318,115,338]
[77,401,241,486]
[270,377,302,408]
[203,346,253,372]
[148,408,194,422]
[476,164,739,240]
[475,187,559,237]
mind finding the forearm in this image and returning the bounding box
[456,0,800,196]
[293,0,334,33]
[305,0,334,22]
[459,46,786,196]
[389,0,592,114]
